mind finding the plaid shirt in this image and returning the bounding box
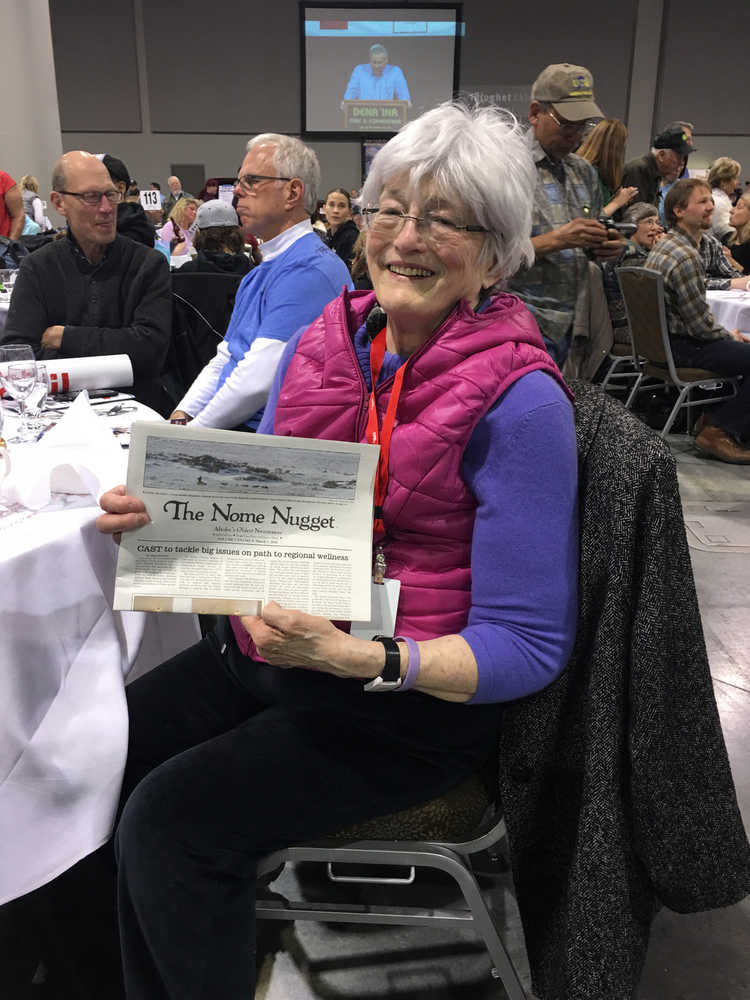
[700,232,742,290]
[645,228,730,342]
[508,135,602,344]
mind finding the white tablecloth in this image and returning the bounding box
[707,289,750,334]
[0,403,200,904]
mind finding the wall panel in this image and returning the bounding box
[143,0,298,133]
[50,0,142,132]
[656,0,750,136]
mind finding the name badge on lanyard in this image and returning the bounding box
[361,327,407,633]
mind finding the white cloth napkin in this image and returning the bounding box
[0,391,128,510]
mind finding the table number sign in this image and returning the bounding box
[140,189,162,211]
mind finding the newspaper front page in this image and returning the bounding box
[113,422,379,620]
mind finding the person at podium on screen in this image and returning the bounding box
[342,43,411,104]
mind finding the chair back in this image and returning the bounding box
[167,271,245,399]
[616,266,672,367]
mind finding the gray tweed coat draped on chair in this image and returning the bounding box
[497,381,750,1000]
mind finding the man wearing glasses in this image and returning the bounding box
[171,133,352,431]
[1,150,172,412]
[508,63,624,366]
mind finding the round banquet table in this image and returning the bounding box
[706,289,750,334]
[0,402,200,904]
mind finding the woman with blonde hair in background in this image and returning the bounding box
[18,175,49,231]
[707,157,742,243]
[158,195,200,255]
[728,192,750,272]
[576,119,638,218]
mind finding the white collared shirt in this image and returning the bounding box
[258,218,314,261]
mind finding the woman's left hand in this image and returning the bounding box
[613,185,638,209]
[240,601,376,679]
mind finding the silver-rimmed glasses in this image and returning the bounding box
[362,207,487,243]
[544,106,598,134]
[233,174,292,192]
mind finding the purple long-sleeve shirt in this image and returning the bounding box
[257,320,578,704]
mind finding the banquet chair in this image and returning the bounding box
[255,381,750,999]
[617,266,740,436]
[599,341,639,395]
[255,767,528,999]
[166,271,244,401]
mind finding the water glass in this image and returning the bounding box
[26,363,51,433]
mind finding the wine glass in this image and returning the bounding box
[0,343,36,401]
[0,344,35,378]
[5,360,38,442]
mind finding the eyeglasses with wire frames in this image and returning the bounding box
[544,106,598,133]
[362,206,487,243]
[234,173,293,191]
[56,189,123,206]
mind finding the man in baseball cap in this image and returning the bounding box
[530,63,604,123]
[653,125,696,158]
[622,124,697,216]
[508,63,624,368]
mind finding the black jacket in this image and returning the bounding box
[2,233,172,414]
[499,382,750,999]
[325,219,359,270]
[621,152,661,207]
[729,240,750,273]
[167,263,249,400]
[116,202,156,248]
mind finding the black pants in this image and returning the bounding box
[670,336,750,439]
[89,627,495,999]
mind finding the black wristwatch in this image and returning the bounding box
[363,635,403,692]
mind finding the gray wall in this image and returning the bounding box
[48,0,750,195]
[1,1,63,200]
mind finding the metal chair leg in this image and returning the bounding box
[659,384,691,437]
[624,372,644,409]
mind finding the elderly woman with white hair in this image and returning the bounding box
[94,102,578,997]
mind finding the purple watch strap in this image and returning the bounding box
[394,635,420,691]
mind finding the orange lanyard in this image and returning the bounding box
[365,328,407,535]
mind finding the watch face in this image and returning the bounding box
[365,636,402,690]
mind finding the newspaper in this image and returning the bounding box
[113,421,379,620]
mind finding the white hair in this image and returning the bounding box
[360,101,536,277]
[246,133,320,214]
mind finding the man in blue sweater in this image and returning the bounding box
[172,134,352,430]
[343,44,411,104]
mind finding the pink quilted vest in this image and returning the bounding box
[264,289,569,642]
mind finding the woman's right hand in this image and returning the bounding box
[97,485,150,542]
